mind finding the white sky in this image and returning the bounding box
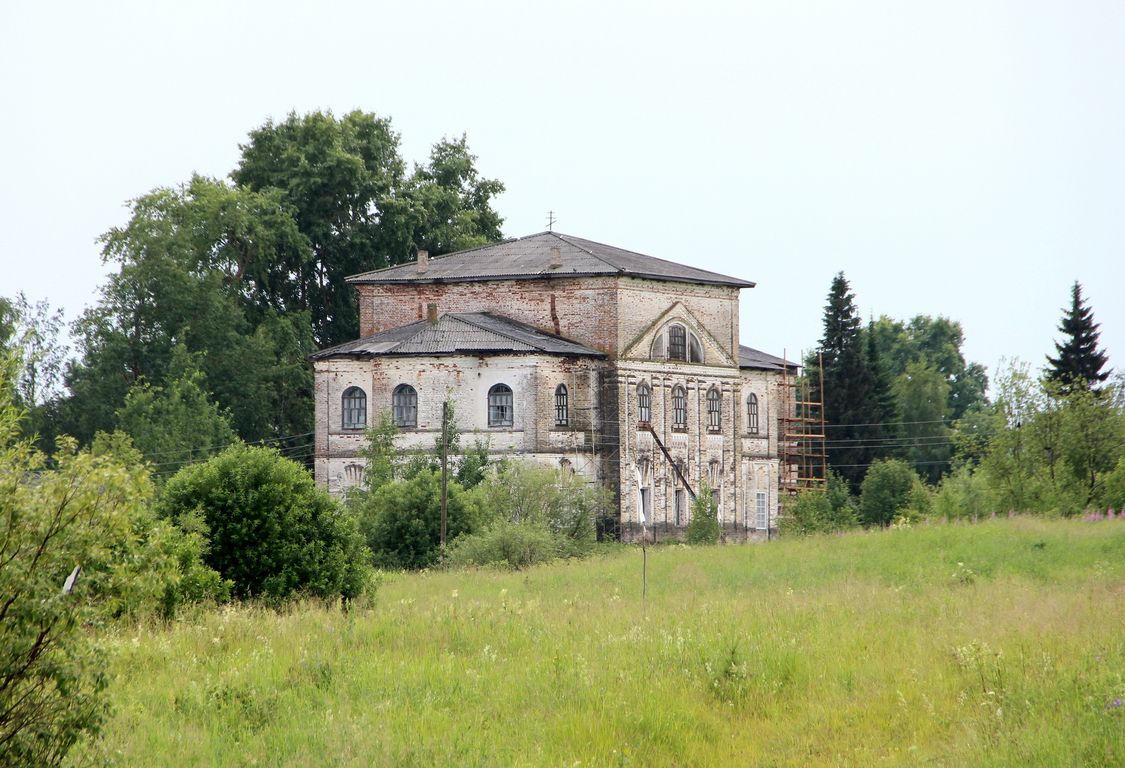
[2,0,1122,383]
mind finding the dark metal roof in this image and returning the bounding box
[310,312,605,360]
[346,231,755,288]
[739,345,798,371]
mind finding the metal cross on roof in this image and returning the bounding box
[547,210,557,232]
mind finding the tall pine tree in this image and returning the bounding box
[1046,281,1110,393]
[810,273,895,492]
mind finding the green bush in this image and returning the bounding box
[445,462,606,569]
[1102,456,1125,511]
[444,519,562,569]
[686,482,721,544]
[859,459,920,527]
[354,469,479,569]
[0,377,225,764]
[781,472,859,536]
[158,443,370,601]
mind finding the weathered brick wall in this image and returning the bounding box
[313,353,606,496]
[357,278,621,355]
[356,276,742,361]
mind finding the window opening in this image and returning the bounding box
[668,325,687,360]
[672,385,687,429]
[488,383,514,427]
[707,388,721,431]
[555,384,569,426]
[392,384,417,428]
[342,386,366,430]
[637,382,651,424]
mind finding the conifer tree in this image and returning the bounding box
[810,273,891,492]
[1046,281,1110,393]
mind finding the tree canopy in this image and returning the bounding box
[59,111,504,456]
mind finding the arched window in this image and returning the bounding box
[392,384,417,427]
[555,384,569,426]
[637,382,651,424]
[341,386,366,430]
[672,385,687,429]
[488,383,513,427]
[707,388,721,431]
[668,324,687,360]
[747,393,759,434]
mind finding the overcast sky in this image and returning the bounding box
[2,0,1121,385]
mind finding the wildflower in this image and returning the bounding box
[1108,698,1123,710]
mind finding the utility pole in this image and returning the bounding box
[440,399,450,562]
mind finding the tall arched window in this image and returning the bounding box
[341,386,366,430]
[637,382,651,424]
[672,385,687,430]
[488,383,513,427]
[392,384,417,427]
[707,388,721,431]
[747,393,759,434]
[554,384,568,426]
[668,324,687,360]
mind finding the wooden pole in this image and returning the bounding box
[440,399,449,562]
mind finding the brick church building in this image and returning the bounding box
[311,231,795,540]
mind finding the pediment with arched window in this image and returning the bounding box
[621,303,737,366]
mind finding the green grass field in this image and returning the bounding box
[77,518,1125,767]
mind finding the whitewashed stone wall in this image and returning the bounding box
[314,354,604,497]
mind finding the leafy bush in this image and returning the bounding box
[781,473,859,536]
[354,469,479,569]
[686,482,720,544]
[446,462,607,569]
[932,465,993,521]
[859,459,923,527]
[158,443,370,601]
[444,519,562,569]
[0,374,225,764]
[1102,456,1125,511]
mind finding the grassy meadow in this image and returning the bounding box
[78,518,1124,767]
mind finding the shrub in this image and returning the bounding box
[444,519,562,569]
[355,469,479,569]
[859,459,920,527]
[1098,456,1125,511]
[158,443,370,601]
[446,462,607,568]
[686,481,721,544]
[781,472,859,536]
[0,379,224,763]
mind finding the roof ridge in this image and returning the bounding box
[452,312,553,350]
[553,232,623,273]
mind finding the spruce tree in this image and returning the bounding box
[1046,282,1110,393]
[810,273,890,492]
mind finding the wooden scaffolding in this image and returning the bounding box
[779,351,827,493]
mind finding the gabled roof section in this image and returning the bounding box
[739,346,798,372]
[346,231,755,288]
[310,312,605,360]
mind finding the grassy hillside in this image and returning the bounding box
[77,519,1124,767]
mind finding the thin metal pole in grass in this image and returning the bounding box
[641,507,648,606]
